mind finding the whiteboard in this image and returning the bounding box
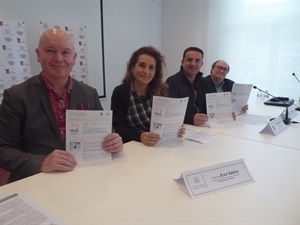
[0,0,106,98]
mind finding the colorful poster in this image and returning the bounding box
[0,20,31,102]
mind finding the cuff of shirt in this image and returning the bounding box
[39,159,45,172]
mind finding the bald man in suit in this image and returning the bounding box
[0,29,123,182]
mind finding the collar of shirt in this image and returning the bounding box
[211,77,224,92]
[42,73,73,95]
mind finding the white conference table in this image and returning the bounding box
[191,97,300,150]
[1,115,299,224]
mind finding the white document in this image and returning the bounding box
[206,92,235,128]
[0,193,63,225]
[184,127,216,144]
[236,113,270,126]
[174,159,255,199]
[150,96,188,142]
[231,83,253,113]
[66,110,112,167]
[259,116,287,135]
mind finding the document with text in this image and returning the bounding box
[206,92,236,128]
[231,83,253,113]
[0,193,63,225]
[236,113,270,126]
[150,96,188,142]
[66,110,112,167]
[184,127,216,143]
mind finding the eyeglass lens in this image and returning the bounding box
[216,65,228,72]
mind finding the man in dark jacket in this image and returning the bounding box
[0,29,123,182]
[166,47,211,126]
[205,60,234,92]
[206,60,248,112]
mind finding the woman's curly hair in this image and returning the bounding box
[122,46,168,97]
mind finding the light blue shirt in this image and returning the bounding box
[212,79,224,92]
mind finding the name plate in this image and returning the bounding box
[280,106,298,119]
[174,159,255,199]
[260,116,286,135]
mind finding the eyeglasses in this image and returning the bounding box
[57,98,66,120]
[57,98,65,111]
[215,65,229,72]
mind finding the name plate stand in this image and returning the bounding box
[174,159,255,199]
[260,116,286,135]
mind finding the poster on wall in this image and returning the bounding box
[1,0,105,98]
[40,21,89,85]
[0,19,31,102]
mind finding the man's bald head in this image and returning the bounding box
[36,28,77,83]
[37,29,75,51]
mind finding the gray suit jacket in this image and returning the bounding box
[0,74,102,182]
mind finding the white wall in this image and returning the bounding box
[0,0,162,109]
[1,0,299,107]
[161,1,300,101]
[161,0,209,77]
[101,0,161,109]
[204,1,299,100]
[0,0,106,97]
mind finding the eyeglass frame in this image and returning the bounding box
[56,98,66,121]
[214,65,229,73]
[210,60,230,74]
[56,98,66,111]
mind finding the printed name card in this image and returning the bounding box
[174,159,255,199]
[260,116,286,135]
[280,106,298,120]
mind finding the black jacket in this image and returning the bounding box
[205,75,235,92]
[166,67,211,125]
[0,74,102,182]
[111,83,144,143]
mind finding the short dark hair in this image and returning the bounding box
[182,47,204,60]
